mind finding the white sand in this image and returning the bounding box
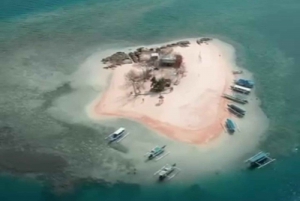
[80,38,269,184]
[89,39,235,144]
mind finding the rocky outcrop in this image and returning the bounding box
[103,64,118,69]
[102,52,132,65]
[128,52,139,63]
[196,38,212,45]
[176,41,190,47]
[102,40,191,69]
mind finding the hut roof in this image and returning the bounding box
[160,54,176,63]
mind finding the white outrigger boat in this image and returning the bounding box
[144,145,170,161]
[105,127,129,143]
[244,151,275,169]
[154,163,181,181]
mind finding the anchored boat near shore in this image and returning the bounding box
[235,79,254,88]
[225,119,236,134]
[231,85,251,94]
[222,93,248,104]
[144,145,170,161]
[105,127,129,143]
[245,152,275,169]
[154,163,181,181]
[227,104,246,117]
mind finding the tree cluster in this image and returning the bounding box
[150,77,171,92]
[125,69,152,95]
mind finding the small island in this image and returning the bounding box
[90,38,236,144]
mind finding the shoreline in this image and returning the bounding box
[88,38,235,144]
[79,38,269,184]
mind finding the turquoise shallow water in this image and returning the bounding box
[1,0,300,200]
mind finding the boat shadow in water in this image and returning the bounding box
[108,143,129,154]
[227,129,235,135]
[144,157,152,163]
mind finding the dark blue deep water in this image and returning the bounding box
[1,0,300,200]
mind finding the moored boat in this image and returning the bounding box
[235,79,254,88]
[244,152,275,169]
[225,119,236,133]
[222,93,248,104]
[105,127,129,143]
[145,145,170,161]
[227,104,246,117]
[231,85,251,94]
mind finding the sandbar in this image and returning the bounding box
[89,39,235,144]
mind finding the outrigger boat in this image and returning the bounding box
[222,93,248,104]
[244,152,275,169]
[105,127,129,143]
[231,85,251,95]
[235,79,254,88]
[154,163,181,181]
[225,119,236,134]
[144,145,170,161]
[227,104,246,117]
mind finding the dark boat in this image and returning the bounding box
[235,79,254,88]
[222,94,248,104]
[228,104,246,117]
[105,127,129,143]
[225,119,235,134]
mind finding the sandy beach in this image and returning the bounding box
[90,39,234,144]
[79,38,269,184]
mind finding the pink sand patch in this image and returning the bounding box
[91,40,234,144]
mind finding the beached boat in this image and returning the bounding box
[231,85,251,94]
[105,127,129,143]
[145,145,170,161]
[154,163,181,181]
[222,93,248,104]
[225,119,236,133]
[227,104,245,117]
[235,79,254,88]
[244,152,275,169]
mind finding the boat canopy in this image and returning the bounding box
[247,152,268,163]
[232,85,251,92]
[113,127,125,135]
[236,79,254,88]
[226,119,235,130]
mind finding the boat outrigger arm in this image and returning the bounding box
[144,145,170,161]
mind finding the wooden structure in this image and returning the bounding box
[159,55,177,67]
